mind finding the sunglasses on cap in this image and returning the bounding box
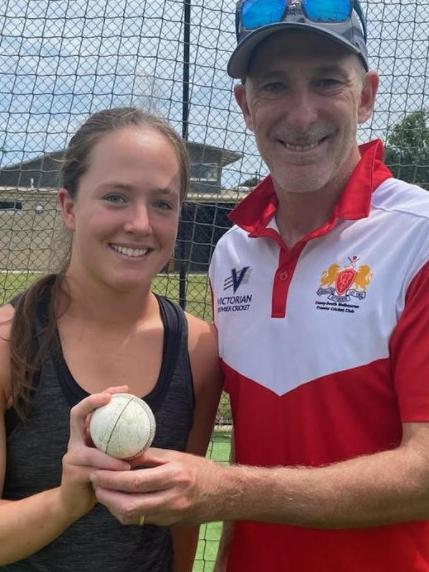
[236,0,367,43]
[228,0,369,78]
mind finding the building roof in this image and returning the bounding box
[1,141,241,171]
[0,184,251,204]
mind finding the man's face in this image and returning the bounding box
[234,31,379,195]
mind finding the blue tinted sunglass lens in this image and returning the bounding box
[303,0,352,22]
[241,0,287,30]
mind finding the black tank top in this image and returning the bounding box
[2,288,194,571]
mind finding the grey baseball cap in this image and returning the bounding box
[228,0,369,79]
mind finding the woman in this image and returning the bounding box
[0,107,222,571]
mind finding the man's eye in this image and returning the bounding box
[261,82,286,93]
[316,78,341,88]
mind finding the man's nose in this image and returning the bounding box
[285,88,319,130]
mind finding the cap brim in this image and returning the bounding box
[227,22,365,79]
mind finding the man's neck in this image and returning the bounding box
[274,159,360,248]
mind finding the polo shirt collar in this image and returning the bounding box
[230,139,392,236]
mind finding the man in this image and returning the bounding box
[89,1,429,570]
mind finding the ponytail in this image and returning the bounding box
[8,273,67,420]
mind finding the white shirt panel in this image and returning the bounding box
[209,179,429,396]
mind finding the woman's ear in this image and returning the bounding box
[58,188,76,231]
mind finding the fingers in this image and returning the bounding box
[91,463,173,494]
[64,445,130,472]
[103,385,129,395]
[90,451,219,527]
[69,393,111,446]
[129,447,187,469]
[92,449,204,494]
[129,447,181,468]
[93,485,185,526]
[60,445,130,518]
[92,486,148,525]
[68,385,129,447]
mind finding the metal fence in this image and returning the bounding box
[1,1,429,568]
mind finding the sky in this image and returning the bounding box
[1,0,428,188]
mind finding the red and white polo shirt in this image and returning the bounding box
[209,140,429,572]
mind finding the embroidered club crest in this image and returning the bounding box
[317,256,373,303]
[335,267,357,296]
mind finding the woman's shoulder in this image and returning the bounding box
[183,312,222,427]
[0,303,15,339]
[184,312,217,351]
[0,304,14,405]
[184,312,220,380]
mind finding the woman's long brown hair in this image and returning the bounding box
[7,107,190,420]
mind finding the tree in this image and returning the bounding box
[240,174,262,188]
[384,110,429,190]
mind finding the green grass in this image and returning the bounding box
[0,271,40,304]
[194,521,224,571]
[0,271,212,320]
[194,430,232,571]
[151,273,212,320]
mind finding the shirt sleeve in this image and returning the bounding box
[390,259,429,421]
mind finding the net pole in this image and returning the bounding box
[178,0,191,309]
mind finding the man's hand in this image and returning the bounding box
[91,422,429,529]
[91,447,227,526]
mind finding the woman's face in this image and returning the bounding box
[59,125,182,294]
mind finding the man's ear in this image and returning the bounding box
[58,188,76,231]
[234,83,254,132]
[358,70,379,124]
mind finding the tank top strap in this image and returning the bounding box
[147,294,193,410]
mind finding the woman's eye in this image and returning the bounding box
[153,200,173,211]
[104,194,127,205]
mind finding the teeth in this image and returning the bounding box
[111,245,148,257]
[282,141,321,151]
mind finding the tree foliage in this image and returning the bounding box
[240,174,262,188]
[384,110,429,190]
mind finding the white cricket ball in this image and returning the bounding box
[89,393,156,459]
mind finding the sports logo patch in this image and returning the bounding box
[223,266,251,293]
[217,266,253,314]
[315,256,372,314]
